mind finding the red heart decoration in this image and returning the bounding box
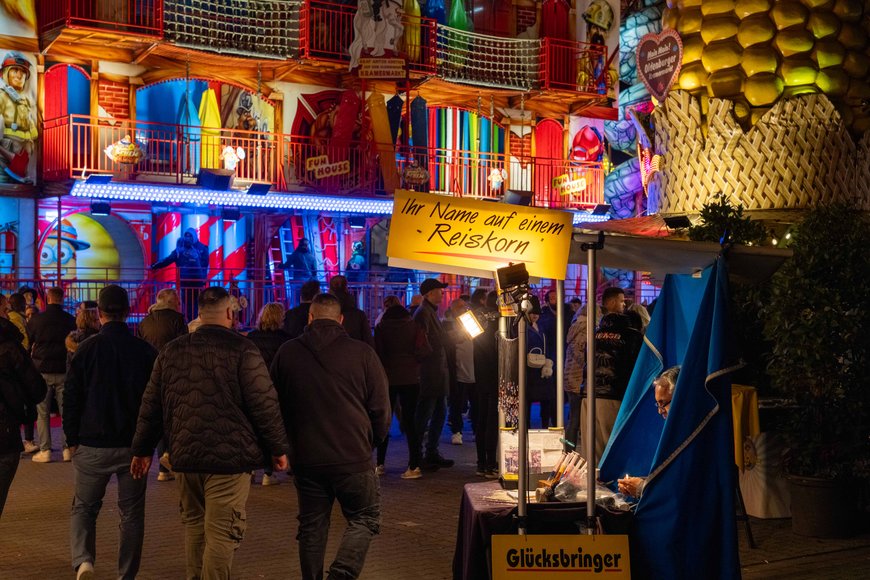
[636,29,683,103]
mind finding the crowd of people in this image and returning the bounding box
[0,275,653,579]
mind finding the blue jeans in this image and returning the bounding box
[415,395,447,457]
[293,470,381,580]
[0,451,20,518]
[70,446,146,578]
[37,373,66,452]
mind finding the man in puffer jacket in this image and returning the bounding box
[0,314,46,517]
[131,286,289,579]
[271,292,390,580]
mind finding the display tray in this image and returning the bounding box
[499,472,546,490]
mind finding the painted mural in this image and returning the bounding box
[576,0,620,104]
[36,201,152,295]
[0,50,38,186]
[0,0,36,38]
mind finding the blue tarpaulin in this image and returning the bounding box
[599,258,741,579]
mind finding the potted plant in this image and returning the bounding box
[762,204,870,537]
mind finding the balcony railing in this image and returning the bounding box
[43,115,604,209]
[299,1,436,74]
[542,38,608,94]
[164,0,300,59]
[38,0,164,38]
[436,26,542,91]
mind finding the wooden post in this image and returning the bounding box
[90,61,100,174]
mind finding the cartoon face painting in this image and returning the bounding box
[39,219,90,278]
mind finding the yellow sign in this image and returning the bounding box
[552,173,588,196]
[387,190,573,279]
[492,535,630,579]
[358,58,406,79]
[306,155,350,179]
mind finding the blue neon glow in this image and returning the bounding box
[69,180,603,225]
[69,181,395,215]
[573,212,611,225]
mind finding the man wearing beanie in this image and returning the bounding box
[63,285,158,580]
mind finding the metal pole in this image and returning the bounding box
[56,196,62,283]
[498,315,509,429]
[517,303,528,535]
[585,241,599,531]
[556,279,565,427]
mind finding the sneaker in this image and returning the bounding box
[485,469,500,479]
[375,464,386,476]
[63,448,72,462]
[159,452,172,471]
[32,450,52,463]
[424,452,454,469]
[401,467,422,479]
[451,432,463,445]
[157,471,175,482]
[76,561,94,580]
[23,440,39,454]
[475,467,487,477]
[419,457,441,472]
[261,474,281,486]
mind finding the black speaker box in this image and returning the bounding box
[197,168,235,190]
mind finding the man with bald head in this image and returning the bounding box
[271,293,390,580]
[131,286,289,579]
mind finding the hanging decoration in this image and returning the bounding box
[349,0,406,72]
[636,29,682,104]
[104,135,147,165]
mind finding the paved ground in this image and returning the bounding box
[2,419,869,579]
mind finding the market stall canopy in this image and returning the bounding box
[571,215,792,284]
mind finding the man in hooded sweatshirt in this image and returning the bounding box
[270,293,390,580]
[151,228,209,320]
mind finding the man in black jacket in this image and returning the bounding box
[131,286,289,580]
[0,314,46,518]
[328,275,374,346]
[138,288,188,350]
[271,293,390,580]
[27,286,76,463]
[413,278,455,470]
[63,285,158,580]
[283,279,320,338]
[582,310,642,461]
[137,288,188,481]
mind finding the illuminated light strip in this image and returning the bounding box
[70,181,604,224]
[573,212,611,225]
[69,181,395,215]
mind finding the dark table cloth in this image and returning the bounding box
[452,482,588,580]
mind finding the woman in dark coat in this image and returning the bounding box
[247,302,293,486]
[374,302,430,479]
[65,302,101,368]
[472,291,500,477]
[526,296,556,429]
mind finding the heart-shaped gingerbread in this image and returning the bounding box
[636,29,683,103]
